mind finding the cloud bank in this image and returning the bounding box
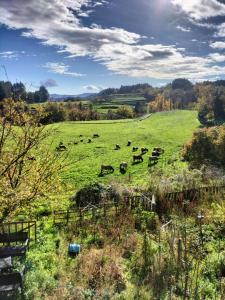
[1,0,225,80]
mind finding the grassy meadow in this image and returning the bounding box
[49,110,199,190]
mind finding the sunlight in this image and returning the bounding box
[1,0,225,298]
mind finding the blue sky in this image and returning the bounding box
[1,0,225,94]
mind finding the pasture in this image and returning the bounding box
[49,110,199,188]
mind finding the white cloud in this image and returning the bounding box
[0,50,25,59]
[95,43,225,79]
[210,41,225,49]
[83,85,104,92]
[215,23,225,37]
[44,62,85,77]
[1,0,225,80]
[172,0,225,20]
[176,25,191,32]
[0,0,140,57]
[208,53,225,62]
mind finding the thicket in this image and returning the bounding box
[40,102,100,123]
[196,85,225,126]
[71,183,122,208]
[22,178,225,300]
[183,126,225,168]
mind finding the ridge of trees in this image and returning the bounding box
[1,78,225,125]
[0,81,49,103]
[99,83,152,96]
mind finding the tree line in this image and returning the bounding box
[0,80,49,103]
[39,102,137,123]
[97,78,225,125]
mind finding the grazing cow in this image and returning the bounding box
[141,147,148,154]
[120,162,128,173]
[115,144,121,150]
[80,139,83,142]
[93,134,100,138]
[88,139,92,143]
[28,156,36,161]
[56,144,67,151]
[153,147,164,154]
[152,150,160,157]
[74,142,79,145]
[79,135,83,137]
[132,147,138,152]
[101,165,114,174]
[148,156,158,166]
[127,141,132,146]
[133,155,143,163]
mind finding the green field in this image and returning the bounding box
[111,95,146,106]
[49,110,199,189]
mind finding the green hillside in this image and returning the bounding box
[49,110,199,189]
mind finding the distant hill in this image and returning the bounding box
[50,93,96,101]
[99,83,152,97]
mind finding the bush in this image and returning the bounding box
[71,183,122,208]
[183,126,225,167]
[134,209,158,231]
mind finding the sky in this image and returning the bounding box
[1,0,225,94]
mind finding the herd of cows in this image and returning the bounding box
[101,142,164,175]
[55,134,165,176]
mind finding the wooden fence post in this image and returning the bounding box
[66,210,69,225]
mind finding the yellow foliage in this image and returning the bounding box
[149,94,173,112]
[0,99,65,222]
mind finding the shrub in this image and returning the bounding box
[71,183,122,208]
[134,209,158,231]
[183,126,225,168]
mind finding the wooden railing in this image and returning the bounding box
[53,202,122,225]
[0,221,37,243]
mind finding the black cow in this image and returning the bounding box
[141,147,148,154]
[120,162,128,173]
[152,150,160,157]
[56,144,67,151]
[101,165,114,174]
[28,156,36,161]
[153,147,164,154]
[148,156,158,166]
[133,155,143,163]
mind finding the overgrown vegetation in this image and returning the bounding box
[183,126,225,168]
[21,175,225,299]
[0,99,65,222]
[0,93,224,299]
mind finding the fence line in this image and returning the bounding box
[52,184,225,224]
[53,201,123,225]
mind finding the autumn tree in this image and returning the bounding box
[196,85,225,125]
[0,99,65,223]
[183,126,225,168]
[116,105,134,118]
[149,94,172,112]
